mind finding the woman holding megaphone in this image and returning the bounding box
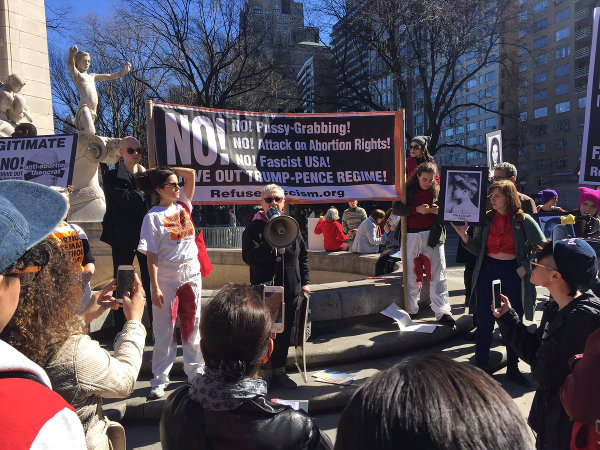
[242,184,310,389]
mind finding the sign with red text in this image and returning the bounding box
[148,102,403,204]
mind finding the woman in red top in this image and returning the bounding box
[406,136,440,184]
[452,181,545,384]
[315,207,349,251]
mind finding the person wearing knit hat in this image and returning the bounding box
[569,187,600,238]
[407,136,440,183]
[536,189,566,213]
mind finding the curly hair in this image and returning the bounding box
[0,239,86,366]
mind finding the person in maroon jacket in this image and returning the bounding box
[315,207,349,251]
[406,136,440,184]
[561,327,600,449]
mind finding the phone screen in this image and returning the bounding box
[493,281,502,310]
[116,267,134,302]
[264,288,284,333]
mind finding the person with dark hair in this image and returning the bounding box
[160,284,333,450]
[101,137,152,330]
[393,162,455,327]
[452,180,545,382]
[406,135,440,183]
[315,207,349,251]
[136,165,204,400]
[536,189,566,214]
[490,137,501,169]
[375,210,400,276]
[494,235,600,450]
[335,354,534,450]
[11,122,37,137]
[492,162,536,215]
[241,184,309,388]
[3,238,147,450]
[0,180,86,448]
[352,209,386,254]
[341,200,367,250]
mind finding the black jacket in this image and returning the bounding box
[160,384,333,450]
[242,218,309,301]
[496,293,600,450]
[100,163,149,249]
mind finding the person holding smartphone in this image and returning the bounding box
[242,184,310,389]
[101,137,152,330]
[136,166,204,400]
[452,180,545,384]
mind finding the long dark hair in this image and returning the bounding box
[406,161,439,197]
[411,136,434,163]
[135,166,175,206]
[200,284,272,381]
[335,354,534,450]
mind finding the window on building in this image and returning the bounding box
[534,36,548,50]
[445,129,454,137]
[519,146,528,155]
[578,116,585,128]
[533,124,548,136]
[555,45,571,60]
[520,112,528,122]
[533,71,548,84]
[486,101,497,111]
[555,27,570,41]
[536,143,546,153]
[555,7,569,23]
[467,136,477,146]
[485,71,496,82]
[578,97,586,109]
[555,82,570,96]
[534,89,548,101]
[554,118,570,131]
[485,86,497,97]
[520,28,527,39]
[534,0,547,14]
[519,10,528,22]
[456,125,464,134]
[579,135,584,147]
[519,46,528,56]
[485,117,497,128]
[466,107,478,118]
[519,96,528,107]
[534,54,548,67]
[520,62,528,72]
[467,78,477,88]
[556,138,568,150]
[555,101,570,114]
[536,159,545,170]
[554,64,571,78]
[520,78,529,89]
[556,157,568,169]
[534,17,548,31]
[467,122,477,131]
[534,107,548,119]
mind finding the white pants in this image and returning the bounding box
[150,260,204,388]
[404,230,451,319]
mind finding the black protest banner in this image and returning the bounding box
[148,102,403,204]
[580,8,600,184]
[0,134,78,187]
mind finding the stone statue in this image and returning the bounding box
[0,74,33,137]
[68,45,131,135]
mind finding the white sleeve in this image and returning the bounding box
[70,223,88,241]
[367,222,383,246]
[30,408,86,450]
[137,213,158,255]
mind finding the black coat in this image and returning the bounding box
[160,384,332,450]
[242,217,309,301]
[100,163,149,249]
[496,293,600,450]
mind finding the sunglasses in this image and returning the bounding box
[530,259,557,272]
[263,196,284,204]
[126,147,145,155]
[162,181,184,189]
[3,265,42,287]
[409,145,421,150]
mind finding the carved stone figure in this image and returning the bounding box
[68,45,131,135]
[0,74,33,137]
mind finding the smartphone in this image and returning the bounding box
[115,265,134,304]
[264,285,285,333]
[492,279,502,312]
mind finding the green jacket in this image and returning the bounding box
[464,211,545,320]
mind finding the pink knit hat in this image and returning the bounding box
[578,187,600,210]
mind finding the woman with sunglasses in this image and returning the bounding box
[452,180,545,384]
[136,165,204,400]
[407,136,439,183]
[101,136,152,330]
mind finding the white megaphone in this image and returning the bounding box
[264,206,300,248]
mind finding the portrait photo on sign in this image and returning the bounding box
[439,166,486,225]
[486,130,503,173]
[538,215,575,239]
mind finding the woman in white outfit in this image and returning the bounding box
[136,166,204,400]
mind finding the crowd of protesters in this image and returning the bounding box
[2,130,600,449]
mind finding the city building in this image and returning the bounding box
[296,44,337,113]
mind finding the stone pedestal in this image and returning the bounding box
[0,0,53,134]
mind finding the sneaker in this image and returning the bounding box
[506,368,531,387]
[271,373,297,389]
[438,314,456,329]
[147,385,165,400]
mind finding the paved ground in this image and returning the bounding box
[123,231,542,448]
